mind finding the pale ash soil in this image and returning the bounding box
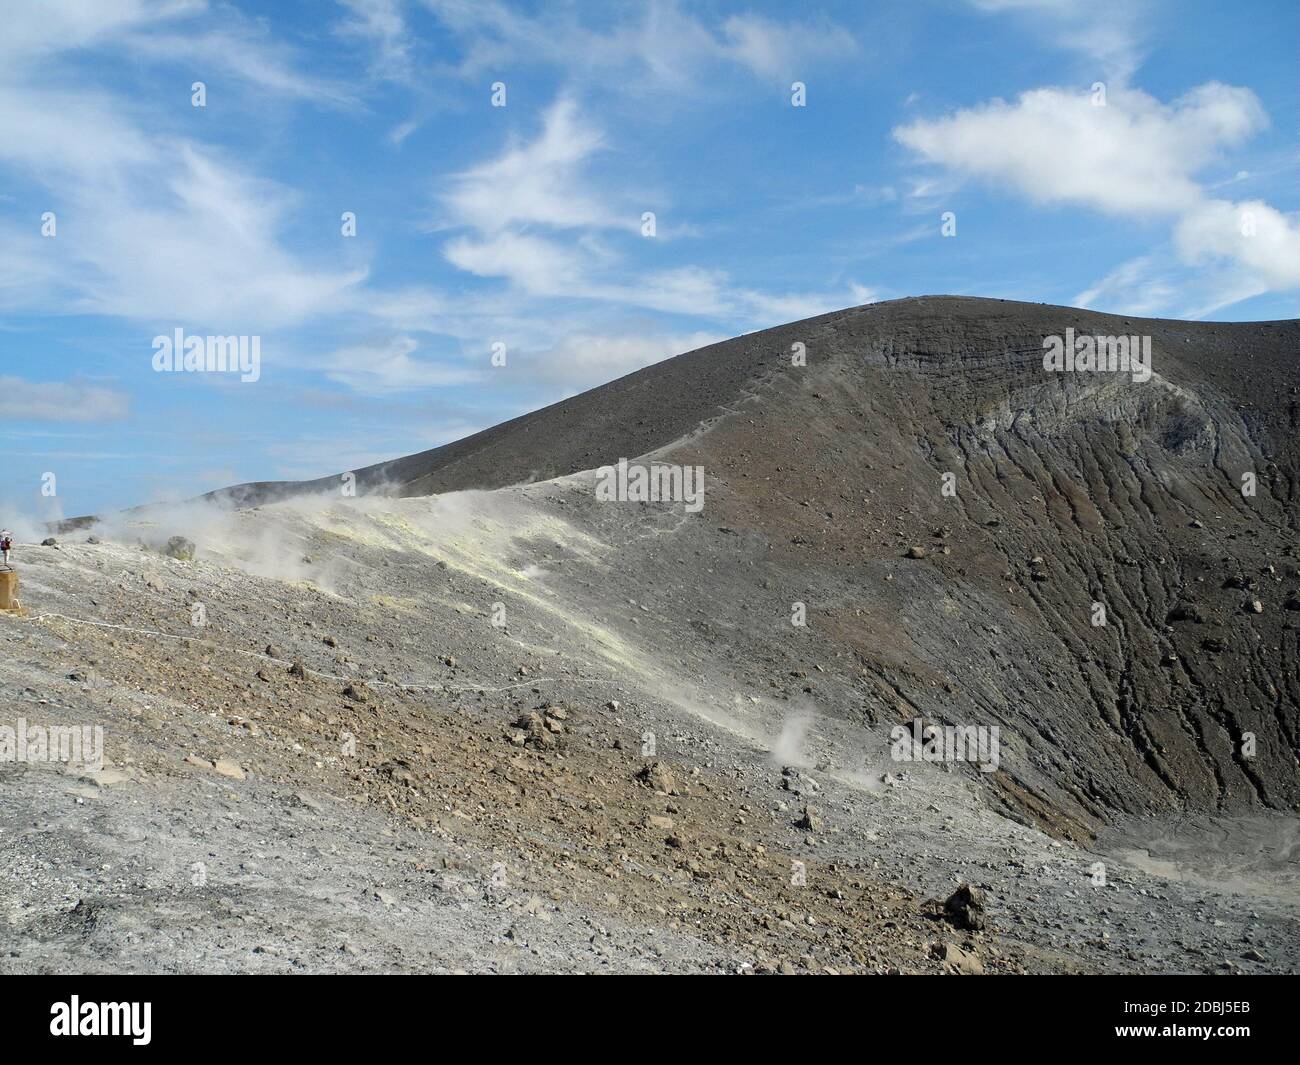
[2,482,1297,973]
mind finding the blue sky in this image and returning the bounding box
[2,0,1297,518]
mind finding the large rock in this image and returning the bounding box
[636,760,679,795]
[943,884,987,931]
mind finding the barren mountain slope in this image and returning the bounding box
[6,486,1298,974]
[8,296,1298,974]
[214,295,1300,831]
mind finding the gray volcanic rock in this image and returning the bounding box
[202,296,1300,508]
[20,295,1299,974]
[185,300,1300,832]
[206,295,1299,835]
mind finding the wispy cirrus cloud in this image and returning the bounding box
[419,0,857,88]
[515,330,725,393]
[0,376,130,422]
[441,98,624,234]
[336,0,414,83]
[0,2,366,329]
[967,0,1149,82]
[438,97,875,325]
[323,334,483,395]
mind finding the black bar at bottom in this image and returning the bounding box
[0,974,1290,1050]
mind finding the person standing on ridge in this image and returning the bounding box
[1,530,12,568]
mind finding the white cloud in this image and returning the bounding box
[421,0,856,89]
[1175,199,1300,291]
[520,330,725,390]
[359,286,453,332]
[894,83,1266,216]
[444,231,590,294]
[719,14,857,81]
[622,267,731,317]
[336,0,413,82]
[896,81,1297,312]
[323,335,482,395]
[0,9,367,329]
[0,377,130,422]
[0,0,201,63]
[739,283,878,325]
[438,97,875,325]
[441,98,621,234]
[0,122,367,327]
[1,0,352,106]
[1072,251,1272,320]
[1072,256,1183,317]
[967,0,1148,82]
[126,28,355,106]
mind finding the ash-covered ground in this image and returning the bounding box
[3,297,1298,974]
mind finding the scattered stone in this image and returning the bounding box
[512,711,555,749]
[342,683,368,703]
[636,761,679,795]
[41,537,57,547]
[288,661,308,678]
[378,760,414,786]
[933,941,984,975]
[795,804,822,832]
[943,884,986,931]
[322,635,338,647]
[781,766,821,796]
[905,545,927,559]
[213,758,246,780]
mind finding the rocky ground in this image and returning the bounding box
[2,485,1296,973]
[6,296,1298,974]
